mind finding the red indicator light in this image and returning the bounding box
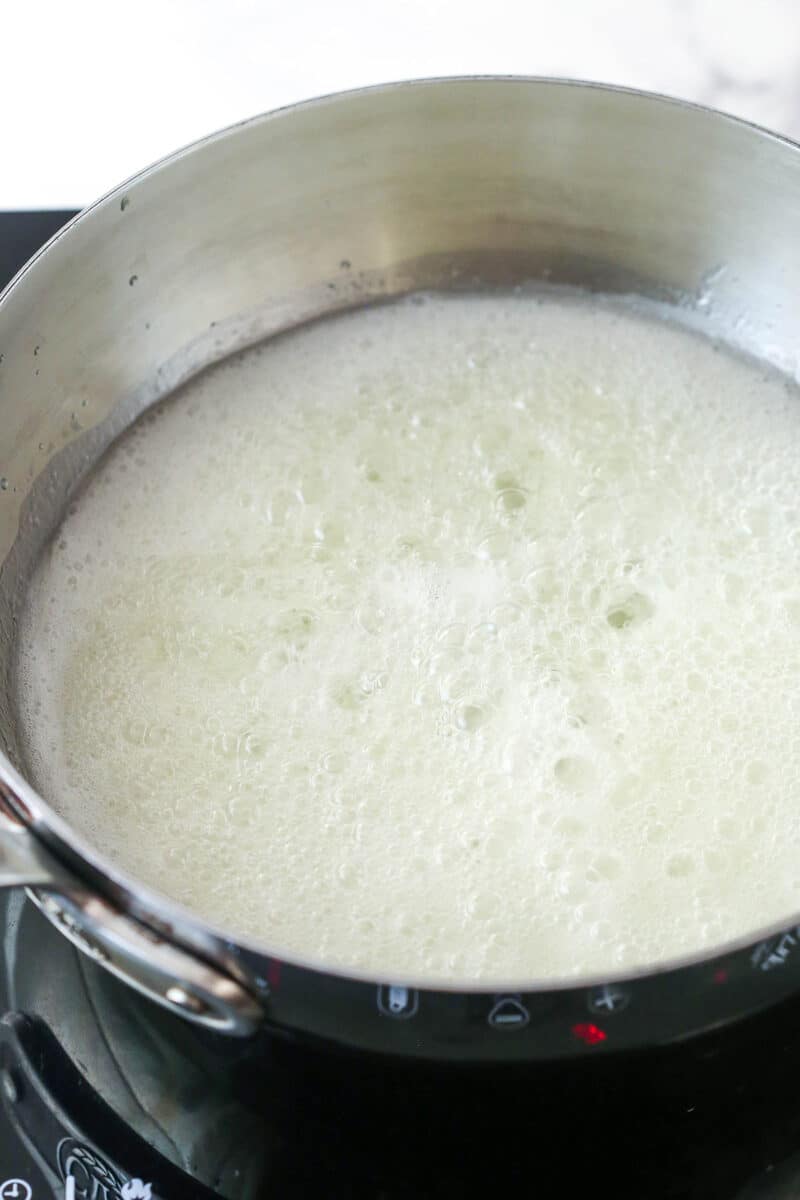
[713,968,728,985]
[572,1022,608,1046]
[267,960,282,990]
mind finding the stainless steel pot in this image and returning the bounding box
[3,77,800,1061]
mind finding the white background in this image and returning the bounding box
[3,0,800,207]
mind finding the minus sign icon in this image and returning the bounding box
[495,1015,523,1023]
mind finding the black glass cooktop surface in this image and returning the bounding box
[3,211,800,1199]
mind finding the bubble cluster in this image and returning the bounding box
[15,290,800,983]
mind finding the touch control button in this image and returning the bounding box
[0,1183,32,1200]
[587,984,630,1015]
[752,929,800,971]
[488,994,530,1030]
[377,984,419,1019]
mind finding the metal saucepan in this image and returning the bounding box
[2,77,800,1061]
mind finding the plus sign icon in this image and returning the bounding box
[587,984,631,1016]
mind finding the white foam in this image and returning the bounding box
[15,291,800,983]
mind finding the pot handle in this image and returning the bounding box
[0,796,263,1036]
[0,794,72,890]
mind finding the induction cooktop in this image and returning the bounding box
[2,211,800,1200]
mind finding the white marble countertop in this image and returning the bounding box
[3,0,800,207]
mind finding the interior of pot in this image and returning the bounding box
[2,77,800,968]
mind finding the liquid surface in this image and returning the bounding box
[16,292,800,982]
